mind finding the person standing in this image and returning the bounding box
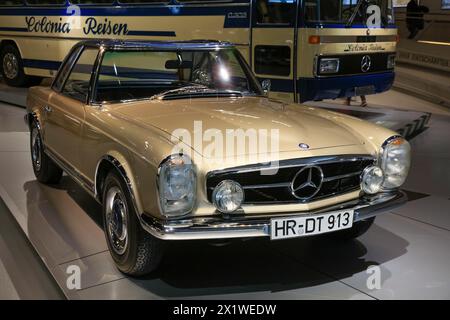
[406,0,429,39]
[345,96,368,107]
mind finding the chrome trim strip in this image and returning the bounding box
[322,171,361,182]
[207,155,375,177]
[241,182,291,189]
[140,190,406,240]
[44,148,97,200]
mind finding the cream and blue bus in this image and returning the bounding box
[0,0,397,102]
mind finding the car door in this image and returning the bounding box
[44,47,99,171]
[251,0,298,102]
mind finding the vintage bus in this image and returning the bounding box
[0,0,397,103]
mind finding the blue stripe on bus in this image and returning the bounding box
[256,77,293,93]
[22,58,181,81]
[23,58,61,70]
[0,27,28,32]
[127,30,176,37]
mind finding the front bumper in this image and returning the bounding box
[298,72,395,102]
[140,190,406,240]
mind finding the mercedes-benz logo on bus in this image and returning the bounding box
[361,55,372,73]
[290,166,323,200]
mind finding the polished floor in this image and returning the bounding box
[0,90,449,299]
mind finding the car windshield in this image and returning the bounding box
[94,48,263,103]
[304,0,394,25]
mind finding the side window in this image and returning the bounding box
[254,45,291,76]
[256,0,295,24]
[53,47,83,92]
[62,48,98,102]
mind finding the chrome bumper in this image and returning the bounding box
[141,190,406,240]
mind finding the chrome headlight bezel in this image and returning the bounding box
[158,154,196,217]
[380,135,411,190]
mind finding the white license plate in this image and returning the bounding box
[270,210,354,240]
[355,85,375,96]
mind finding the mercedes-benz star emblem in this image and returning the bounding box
[361,55,371,73]
[290,165,323,200]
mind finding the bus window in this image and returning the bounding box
[254,45,290,76]
[0,1,23,5]
[26,0,65,5]
[62,48,98,102]
[304,0,394,25]
[256,0,295,24]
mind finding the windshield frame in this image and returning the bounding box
[90,46,264,105]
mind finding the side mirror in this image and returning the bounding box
[261,79,271,95]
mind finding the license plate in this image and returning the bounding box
[270,210,354,240]
[355,85,375,96]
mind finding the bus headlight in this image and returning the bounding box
[319,58,340,74]
[387,54,396,69]
[158,154,196,217]
[381,136,411,189]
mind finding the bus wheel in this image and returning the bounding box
[1,44,41,87]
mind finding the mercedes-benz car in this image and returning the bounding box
[25,40,410,275]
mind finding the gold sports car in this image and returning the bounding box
[26,40,410,275]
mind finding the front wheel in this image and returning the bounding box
[102,171,164,276]
[30,121,62,184]
[328,217,375,241]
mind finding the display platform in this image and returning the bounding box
[0,85,449,299]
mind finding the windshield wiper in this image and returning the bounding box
[150,85,209,100]
[345,0,367,28]
[151,85,243,100]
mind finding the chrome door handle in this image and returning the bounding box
[44,105,53,113]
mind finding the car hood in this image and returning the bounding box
[111,97,364,157]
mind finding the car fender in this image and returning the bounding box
[95,151,144,216]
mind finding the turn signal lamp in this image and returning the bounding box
[309,36,321,44]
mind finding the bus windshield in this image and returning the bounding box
[304,0,394,25]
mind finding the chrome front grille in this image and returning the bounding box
[206,155,375,204]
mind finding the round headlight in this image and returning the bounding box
[381,136,411,189]
[212,180,244,213]
[361,165,384,194]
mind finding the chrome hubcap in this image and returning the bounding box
[3,53,19,80]
[31,128,42,172]
[105,186,128,255]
